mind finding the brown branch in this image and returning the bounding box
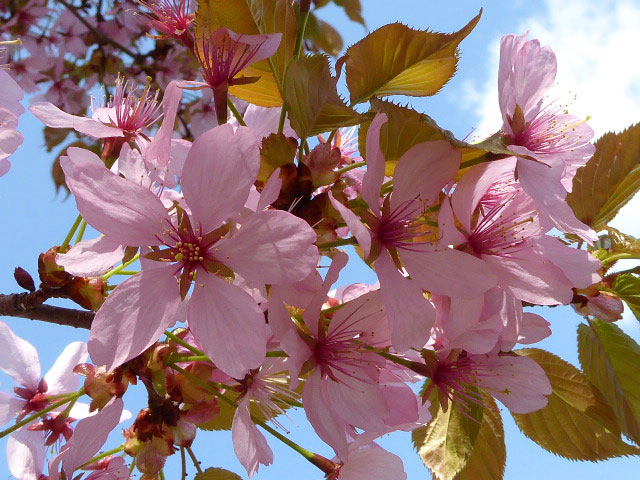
[0,292,93,329]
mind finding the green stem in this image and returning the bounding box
[160,469,166,480]
[327,129,338,144]
[336,161,366,175]
[110,270,139,276]
[317,237,358,249]
[227,98,246,126]
[79,445,125,469]
[180,447,187,480]
[60,214,83,251]
[102,253,141,280]
[75,220,87,244]
[266,350,288,357]
[164,331,205,356]
[169,355,211,363]
[186,447,203,474]
[0,389,85,439]
[380,179,394,195]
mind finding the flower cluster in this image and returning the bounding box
[1,3,634,480]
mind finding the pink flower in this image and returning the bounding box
[498,33,597,242]
[439,160,601,307]
[0,69,25,176]
[330,113,497,351]
[139,0,195,40]
[195,27,281,122]
[271,254,423,458]
[30,76,161,146]
[0,320,88,427]
[231,359,300,476]
[49,398,126,480]
[65,124,318,378]
[427,351,552,414]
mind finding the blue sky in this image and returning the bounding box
[2,0,640,478]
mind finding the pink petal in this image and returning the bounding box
[303,251,349,336]
[303,371,350,459]
[187,273,268,379]
[181,124,260,232]
[338,443,407,480]
[88,266,181,369]
[376,250,434,351]
[56,236,124,277]
[0,70,25,116]
[498,34,557,126]
[60,398,124,476]
[215,210,318,285]
[402,248,497,298]
[0,392,24,426]
[30,102,123,138]
[518,313,551,344]
[437,198,468,247]
[391,140,460,213]
[326,375,389,432]
[238,104,297,140]
[7,429,47,480]
[256,168,282,211]
[471,353,552,413]
[232,400,273,477]
[0,320,41,390]
[224,28,282,66]
[44,342,88,396]
[65,146,104,169]
[144,80,187,175]
[266,290,312,385]
[67,164,170,247]
[361,113,388,211]
[483,252,573,305]
[328,290,391,348]
[329,191,372,256]
[516,157,597,242]
[451,158,516,232]
[534,236,601,288]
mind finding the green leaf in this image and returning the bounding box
[579,319,640,444]
[453,395,506,480]
[283,54,361,138]
[512,348,638,460]
[257,133,298,188]
[611,274,640,321]
[196,0,298,106]
[567,123,640,229]
[333,0,365,25]
[412,388,484,480]
[344,11,481,105]
[305,12,344,57]
[195,467,243,480]
[358,99,465,175]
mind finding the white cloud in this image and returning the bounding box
[464,0,640,335]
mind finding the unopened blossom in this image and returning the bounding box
[330,113,497,351]
[498,33,596,242]
[64,124,318,378]
[31,75,162,149]
[195,27,281,123]
[0,68,25,176]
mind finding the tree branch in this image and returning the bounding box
[0,293,93,329]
